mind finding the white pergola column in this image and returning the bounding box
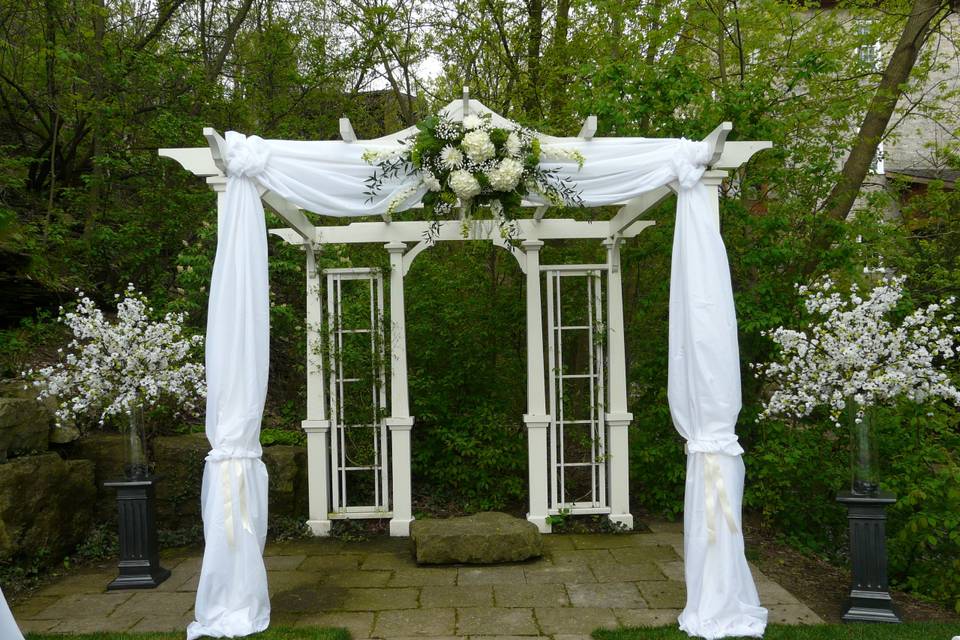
[522,240,551,533]
[603,238,634,530]
[302,246,331,536]
[701,170,726,231]
[385,242,415,536]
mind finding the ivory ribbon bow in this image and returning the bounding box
[703,452,738,544]
[220,459,254,548]
[686,440,742,544]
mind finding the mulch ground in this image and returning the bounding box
[743,519,960,624]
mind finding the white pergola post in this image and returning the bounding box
[603,238,634,530]
[302,246,332,535]
[522,240,551,533]
[385,242,415,536]
[701,170,726,231]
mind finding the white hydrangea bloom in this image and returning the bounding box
[505,132,524,158]
[754,274,960,427]
[462,114,484,130]
[26,286,206,428]
[449,169,482,200]
[422,171,442,192]
[486,158,524,192]
[461,130,496,162]
[440,145,464,169]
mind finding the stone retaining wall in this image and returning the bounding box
[0,390,309,566]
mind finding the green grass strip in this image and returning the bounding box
[593,622,960,640]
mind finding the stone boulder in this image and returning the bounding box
[263,444,308,519]
[68,432,128,520]
[410,512,543,564]
[0,453,95,562]
[0,397,49,461]
[153,432,209,528]
[152,433,309,529]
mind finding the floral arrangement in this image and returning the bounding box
[363,112,584,242]
[753,270,960,427]
[25,285,206,428]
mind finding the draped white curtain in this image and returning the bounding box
[187,135,271,639]
[191,128,766,639]
[668,183,768,638]
[0,587,25,640]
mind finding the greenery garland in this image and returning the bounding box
[364,112,584,243]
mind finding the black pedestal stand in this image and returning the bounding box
[105,476,170,589]
[836,490,901,623]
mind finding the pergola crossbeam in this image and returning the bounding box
[339,117,357,143]
[578,115,597,140]
[608,186,672,238]
[270,218,655,246]
[260,190,317,243]
[202,127,228,174]
[711,141,773,169]
[704,121,733,165]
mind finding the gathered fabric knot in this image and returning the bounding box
[685,436,744,457]
[224,131,270,178]
[670,139,710,189]
[206,447,261,462]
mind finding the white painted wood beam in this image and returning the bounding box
[711,141,773,169]
[270,218,655,245]
[608,185,673,238]
[578,115,597,140]
[704,121,733,165]
[339,117,357,143]
[158,147,221,176]
[401,240,431,277]
[463,86,470,116]
[202,127,227,173]
[260,190,316,243]
[534,206,549,221]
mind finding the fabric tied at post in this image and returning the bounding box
[668,151,767,638]
[207,449,260,549]
[225,132,270,179]
[187,132,271,640]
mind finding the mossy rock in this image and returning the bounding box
[263,444,308,519]
[410,512,543,564]
[152,433,308,528]
[153,433,209,528]
[0,397,49,461]
[0,453,95,562]
[68,432,127,520]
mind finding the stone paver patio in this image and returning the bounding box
[12,522,821,636]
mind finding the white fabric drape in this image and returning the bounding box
[187,133,271,639]
[0,587,25,640]
[668,182,768,638]
[192,128,765,639]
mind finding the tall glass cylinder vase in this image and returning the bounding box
[125,398,149,480]
[847,397,879,495]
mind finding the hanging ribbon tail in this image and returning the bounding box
[219,459,255,548]
[704,453,739,545]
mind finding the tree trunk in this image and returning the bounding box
[548,0,570,117]
[823,0,948,223]
[524,0,543,117]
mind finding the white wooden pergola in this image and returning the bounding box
[160,92,770,537]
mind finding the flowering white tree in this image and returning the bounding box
[26,285,206,428]
[754,272,960,427]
